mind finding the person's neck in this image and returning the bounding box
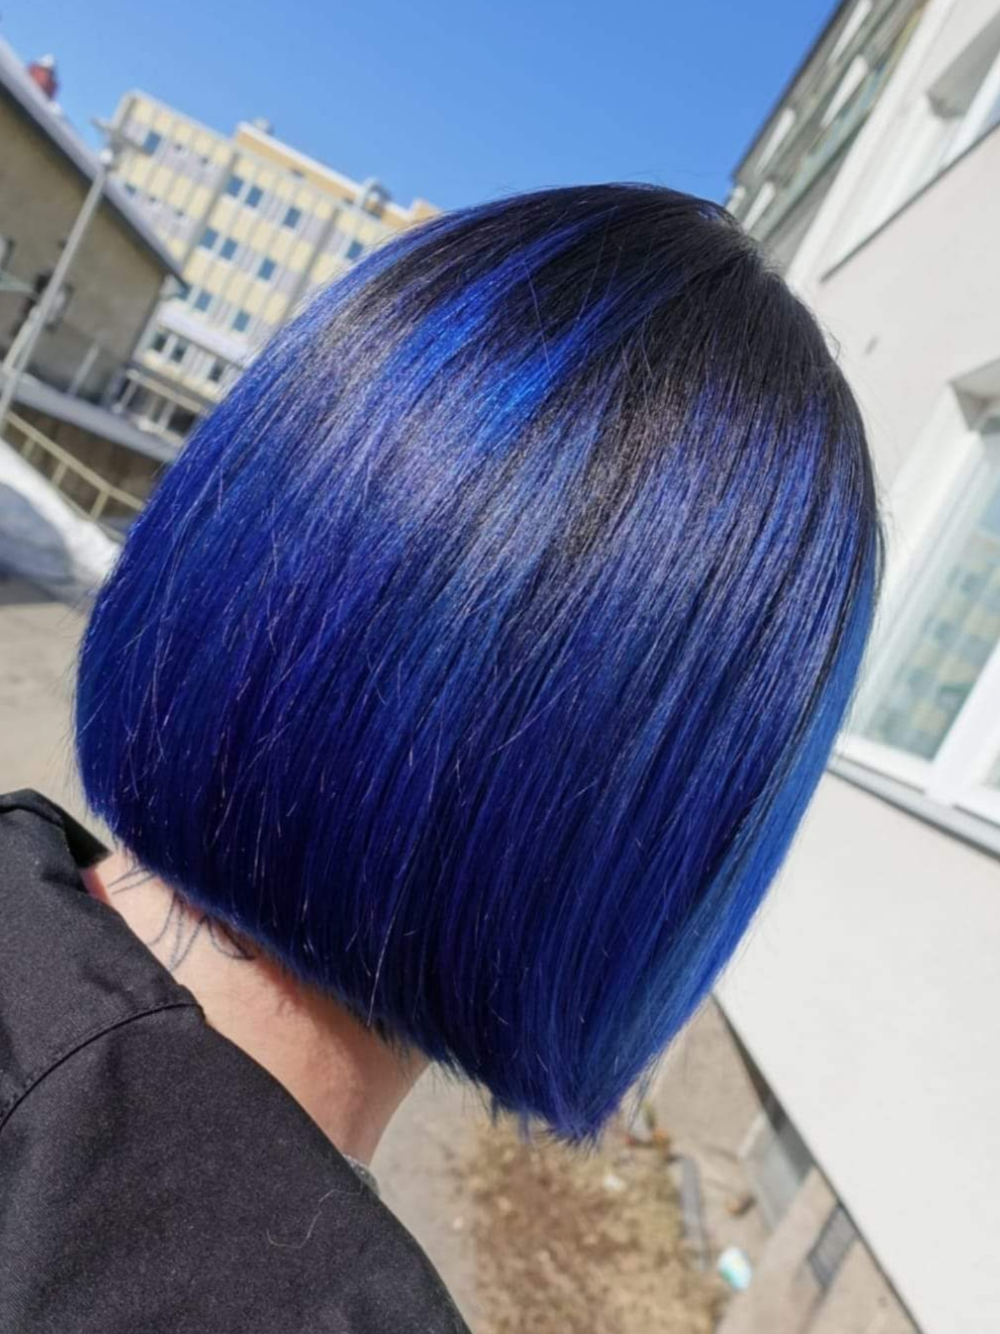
[81,850,424,1167]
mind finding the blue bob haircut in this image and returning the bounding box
[77,185,880,1140]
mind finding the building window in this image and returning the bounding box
[742,181,777,232]
[168,406,199,438]
[258,256,276,281]
[246,185,264,209]
[219,237,238,261]
[169,339,189,365]
[232,309,251,333]
[142,130,162,154]
[863,21,1000,237]
[346,238,365,261]
[829,0,873,64]
[756,107,797,173]
[742,1102,813,1229]
[846,413,1000,822]
[207,358,226,383]
[807,1205,858,1291]
[224,173,245,198]
[124,182,137,196]
[149,329,168,354]
[198,227,219,251]
[193,289,212,312]
[282,205,302,229]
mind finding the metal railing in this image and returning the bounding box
[3,409,143,539]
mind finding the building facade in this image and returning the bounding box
[0,41,184,524]
[108,92,437,444]
[712,1,1000,1331]
[0,42,180,412]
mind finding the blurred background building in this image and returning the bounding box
[0,37,181,523]
[688,1,1000,1331]
[0,47,437,534]
[107,92,437,447]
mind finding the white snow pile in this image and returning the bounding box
[0,437,119,604]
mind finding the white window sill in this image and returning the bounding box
[820,118,1000,283]
[827,753,1000,860]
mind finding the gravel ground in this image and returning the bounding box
[456,1115,728,1333]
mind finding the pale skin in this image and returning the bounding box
[81,849,426,1167]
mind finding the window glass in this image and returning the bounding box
[225,174,244,198]
[198,227,219,251]
[169,406,198,437]
[258,257,276,281]
[346,238,365,261]
[207,359,225,383]
[193,290,212,312]
[169,339,189,365]
[283,205,302,229]
[149,330,168,353]
[219,237,238,261]
[232,309,251,333]
[142,130,162,154]
[855,435,1000,760]
[246,185,264,209]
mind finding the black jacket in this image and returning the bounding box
[0,791,470,1332]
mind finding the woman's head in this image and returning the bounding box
[77,185,879,1139]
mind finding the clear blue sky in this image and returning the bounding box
[3,1,835,211]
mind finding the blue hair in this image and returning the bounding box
[76,185,879,1139]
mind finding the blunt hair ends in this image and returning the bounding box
[77,186,879,1138]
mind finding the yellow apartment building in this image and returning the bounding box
[109,91,438,444]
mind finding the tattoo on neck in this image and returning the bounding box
[109,862,255,971]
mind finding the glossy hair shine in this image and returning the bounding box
[77,186,880,1138]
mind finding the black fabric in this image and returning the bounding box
[0,791,470,1332]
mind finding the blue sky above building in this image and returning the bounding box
[4,0,836,210]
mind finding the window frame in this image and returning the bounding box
[839,417,1000,827]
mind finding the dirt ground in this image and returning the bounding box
[456,1115,728,1334]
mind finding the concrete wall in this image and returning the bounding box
[719,6,1000,1329]
[0,94,165,400]
[719,776,1000,1331]
[805,127,1000,486]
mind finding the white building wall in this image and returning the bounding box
[719,2,1000,1331]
